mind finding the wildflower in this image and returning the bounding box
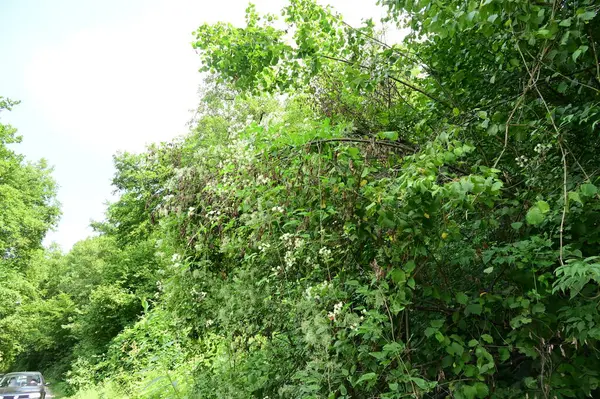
[257,174,270,185]
[319,247,332,261]
[515,155,529,168]
[284,250,296,269]
[258,242,271,253]
[328,301,344,321]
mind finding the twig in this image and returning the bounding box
[308,137,415,153]
[319,54,452,108]
[558,140,568,266]
[589,27,600,84]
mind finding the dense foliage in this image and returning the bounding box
[2,0,600,398]
[0,97,60,370]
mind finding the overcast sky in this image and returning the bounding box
[0,0,388,250]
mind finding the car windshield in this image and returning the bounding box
[0,374,41,387]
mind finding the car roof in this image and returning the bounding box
[2,372,43,376]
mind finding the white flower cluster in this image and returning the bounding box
[515,155,529,168]
[229,138,255,166]
[205,319,214,327]
[284,250,296,269]
[206,209,221,222]
[271,206,285,213]
[258,242,271,253]
[257,174,270,185]
[191,289,207,301]
[350,311,366,331]
[319,247,332,261]
[280,233,294,245]
[534,143,552,154]
[328,301,344,321]
[304,280,333,300]
[294,238,305,249]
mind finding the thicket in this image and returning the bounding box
[1,0,600,398]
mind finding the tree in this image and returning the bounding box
[0,97,60,369]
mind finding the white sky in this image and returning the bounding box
[0,0,390,250]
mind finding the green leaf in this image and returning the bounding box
[498,347,510,361]
[481,334,493,343]
[390,269,406,284]
[356,372,377,386]
[339,384,347,395]
[532,303,546,314]
[465,303,482,316]
[425,327,437,337]
[537,29,553,39]
[447,341,464,357]
[511,222,523,230]
[536,200,550,213]
[568,191,582,204]
[581,183,597,197]
[404,260,416,274]
[430,319,445,328]
[412,377,429,389]
[487,14,498,23]
[559,18,572,27]
[526,207,544,225]
[379,131,399,141]
[557,81,568,93]
[456,292,468,305]
[578,10,596,21]
[474,382,489,398]
[435,331,445,343]
[483,267,493,274]
[462,385,478,399]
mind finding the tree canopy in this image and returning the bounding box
[1,0,600,398]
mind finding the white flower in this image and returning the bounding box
[334,302,343,314]
[534,143,552,154]
[328,302,344,321]
[257,174,270,185]
[284,250,296,269]
[271,206,285,213]
[205,319,214,327]
[515,155,529,168]
[258,242,271,253]
[319,247,332,261]
[280,233,294,246]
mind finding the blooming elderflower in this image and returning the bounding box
[258,242,271,253]
[294,237,305,249]
[319,247,332,261]
[256,174,270,185]
[328,301,344,321]
[284,250,296,269]
[515,155,529,168]
[280,233,294,246]
[534,143,552,154]
[271,206,285,213]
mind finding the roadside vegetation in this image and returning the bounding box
[1,0,600,397]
